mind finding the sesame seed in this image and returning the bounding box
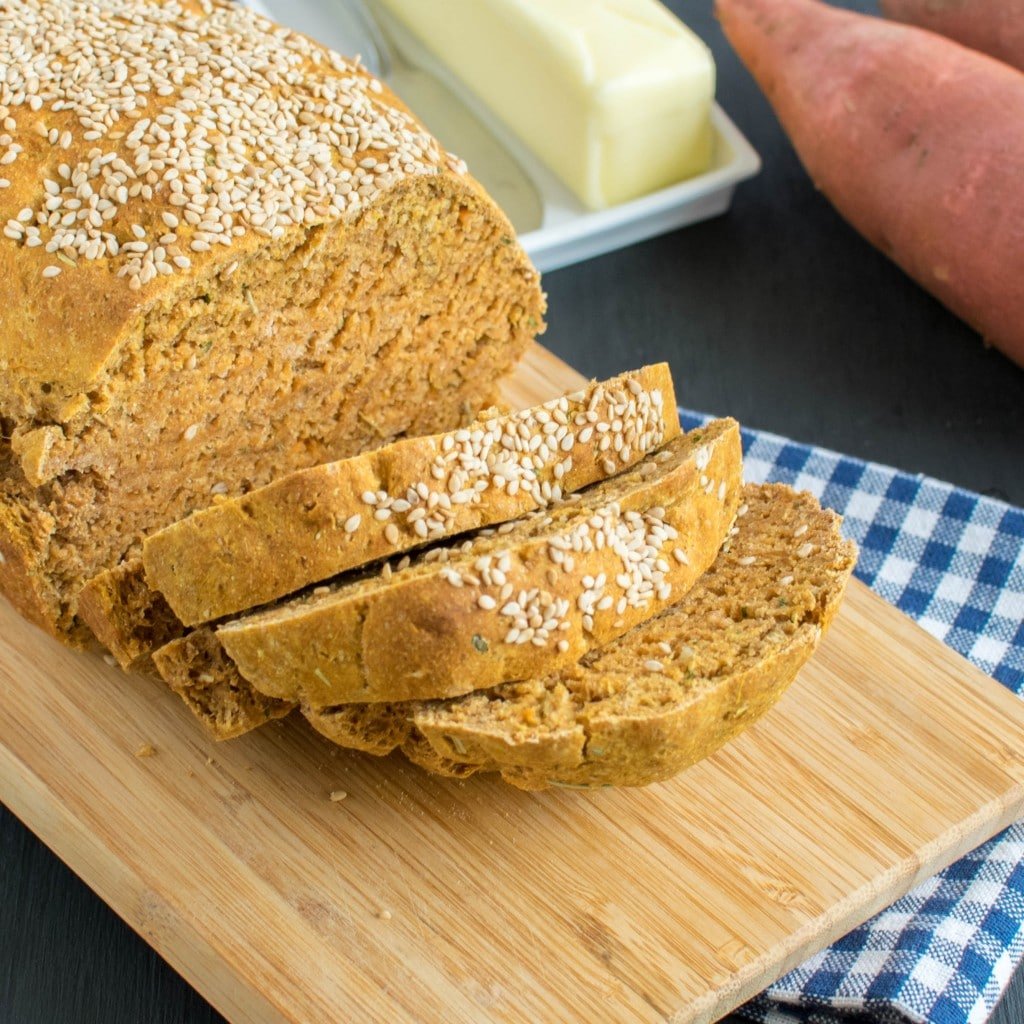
[42,265,61,278]
[780,575,794,586]
[0,3,463,290]
[384,523,400,545]
[343,514,361,534]
[644,660,664,672]
[478,595,496,611]
[795,524,809,537]
[738,555,757,566]
[183,423,200,442]
[673,548,689,565]
[797,542,815,558]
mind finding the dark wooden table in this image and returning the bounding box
[2,2,1021,1022]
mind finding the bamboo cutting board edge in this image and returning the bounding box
[2,342,1023,1024]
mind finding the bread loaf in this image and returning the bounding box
[153,482,855,780]
[79,365,679,667]
[0,0,544,643]
[304,483,857,789]
[216,419,742,705]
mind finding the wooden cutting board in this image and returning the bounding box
[2,344,1024,1024]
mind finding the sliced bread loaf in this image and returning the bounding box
[143,365,678,625]
[216,418,742,706]
[413,483,857,788]
[0,0,544,644]
[301,483,857,789]
[79,366,680,668]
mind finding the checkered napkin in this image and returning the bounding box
[676,412,1024,1024]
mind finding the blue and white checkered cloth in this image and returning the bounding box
[677,412,1024,1024]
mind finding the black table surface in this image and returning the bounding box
[2,2,1022,1022]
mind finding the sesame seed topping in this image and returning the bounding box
[478,594,496,611]
[644,660,664,672]
[42,265,61,278]
[183,423,199,442]
[738,555,757,566]
[795,524,809,537]
[0,0,462,288]
[797,542,815,558]
[780,575,794,586]
[384,523,400,545]
[343,514,361,534]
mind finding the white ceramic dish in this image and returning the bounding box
[246,0,761,272]
[517,104,761,272]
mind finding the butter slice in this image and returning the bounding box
[376,0,716,210]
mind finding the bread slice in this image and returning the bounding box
[152,628,294,742]
[0,0,544,644]
[217,418,742,706]
[78,559,181,673]
[79,365,680,667]
[302,483,857,789]
[413,483,857,788]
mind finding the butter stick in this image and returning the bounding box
[376,0,716,210]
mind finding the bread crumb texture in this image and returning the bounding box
[0,0,545,642]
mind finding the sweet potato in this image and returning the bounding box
[717,0,1024,368]
[880,0,1024,73]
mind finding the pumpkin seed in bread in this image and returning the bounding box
[218,419,742,706]
[80,366,680,669]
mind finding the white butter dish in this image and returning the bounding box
[246,0,761,272]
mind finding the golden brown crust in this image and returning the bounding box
[0,1,545,643]
[218,420,743,705]
[141,365,679,625]
[0,494,62,638]
[154,484,855,792]
[0,0,467,401]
